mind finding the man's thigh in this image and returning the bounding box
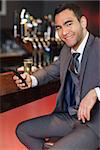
[17,113,74,138]
[50,121,98,150]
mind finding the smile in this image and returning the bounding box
[64,35,74,40]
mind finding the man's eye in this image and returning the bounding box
[56,27,61,31]
[66,22,72,27]
[64,21,73,27]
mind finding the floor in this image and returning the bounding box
[0,93,57,150]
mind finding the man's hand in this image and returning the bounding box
[77,89,97,123]
[13,72,32,89]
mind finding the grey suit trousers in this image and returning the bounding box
[16,113,99,150]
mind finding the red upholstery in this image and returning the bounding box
[0,94,57,150]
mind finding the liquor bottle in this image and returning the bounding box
[42,39,51,66]
[20,8,27,38]
[32,41,38,67]
[37,40,44,68]
[13,10,19,38]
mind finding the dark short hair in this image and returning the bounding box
[54,2,83,21]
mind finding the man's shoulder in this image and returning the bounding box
[59,44,71,60]
[89,34,100,55]
[89,33,100,47]
[95,36,100,43]
[90,33,100,42]
[60,44,70,52]
[93,36,100,47]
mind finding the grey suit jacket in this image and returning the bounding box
[33,33,100,138]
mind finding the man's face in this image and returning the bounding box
[55,9,87,50]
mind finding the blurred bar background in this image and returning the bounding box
[0,1,99,150]
[0,1,99,72]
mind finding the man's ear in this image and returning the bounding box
[80,16,87,28]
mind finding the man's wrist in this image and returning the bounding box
[30,75,38,87]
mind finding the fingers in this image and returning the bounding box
[13,73,28,89]
[17,66,24,72]
[17,83,29,89]
[77,104,90,123]
[32,66,38,72]
[13,75,21,84]
[86,109,90,121]
[77,89,97,123]
[77,106,86,123]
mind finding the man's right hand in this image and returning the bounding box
[13,72,32,89]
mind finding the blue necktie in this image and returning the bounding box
[69,53,80,75]
[69,53,80,109]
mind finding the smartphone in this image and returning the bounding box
[12,70,28,86]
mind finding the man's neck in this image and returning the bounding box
[71,31,89,54]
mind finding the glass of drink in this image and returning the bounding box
[24,58,33,74]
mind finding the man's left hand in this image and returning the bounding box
[77,89,97,123]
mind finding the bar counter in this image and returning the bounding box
[0,72,60,113]
[0,51,27,68]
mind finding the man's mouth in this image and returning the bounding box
[64,34,74,40]
[66,36,73,40]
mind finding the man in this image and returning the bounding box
[13,2,100,150]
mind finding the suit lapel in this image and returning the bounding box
[56,46,71,109]
[79,34,95,91]
[61,46,71,85]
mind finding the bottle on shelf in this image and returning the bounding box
[20,8,27,39]
[13,10,19,38]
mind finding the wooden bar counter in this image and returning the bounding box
[0,71,60,113]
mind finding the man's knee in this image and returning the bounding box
[16,122,26,140]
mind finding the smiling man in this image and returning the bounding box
[55,9,87,50]
[13,2,100,150]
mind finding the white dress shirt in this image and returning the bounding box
[30,75,38,87]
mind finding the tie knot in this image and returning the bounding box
[72,53,80,60]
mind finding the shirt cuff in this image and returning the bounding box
[30,75,38,87]
[95,87,100,101]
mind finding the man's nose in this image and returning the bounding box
[62,27,69,36]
